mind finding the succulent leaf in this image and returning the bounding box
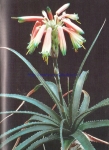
[14,129,59,150]
[26,134,59,150]
[69,71,89,124]
[60,119,66,150]
[79,120,109,131]
[71,130,95,150]
[0,126,59,148]
[0,122,40,139]
[0,94,61,122]
[79,90,90,114]
[0,47,63,117]
[72,98,109,131]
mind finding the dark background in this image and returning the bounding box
[0,0,109,149]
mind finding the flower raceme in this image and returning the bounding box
[12,3,86,64]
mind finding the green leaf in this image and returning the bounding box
[26,134,59,150]
[0,125,58,149]
[63,138,75,150]
[79,120,109,131]
[69,71,89,124]
[33,84,42,92]
[0,122,37,139]
[0,94,61,122]
[73,98,109,131]
[0,110,59,125]
[0,111,37,115]
[34,81,68,122]
[79,90,90,114]
[0,47,62,116]
[34,81,59,100]
[29,114,59,126]
[15,129,59,150]
[0,122,57,140]
[70,19,106,125]
[45,81,59,100]
[71,130,95,150]
[76,19,106,79]
[60,119,66,150]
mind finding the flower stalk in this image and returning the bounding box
[53,57,64,109]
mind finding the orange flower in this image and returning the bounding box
[12,3,86,63]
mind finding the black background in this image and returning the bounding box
[0,0,109,149]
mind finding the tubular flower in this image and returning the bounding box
[12,3,86,63]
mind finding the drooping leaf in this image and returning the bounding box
[26,134,59,150]
[79,120,109,131]
[0,122,37,139]
[0,125,58,148]
[0,47,63,116]
[0,122,57,140]
[14,129,60,149]
[0,111,59,126]
[0,94,61,122]
[71,130,95,150]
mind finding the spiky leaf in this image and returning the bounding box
[73,98,109,130]
[0,94,61,122]
[0,47,63,116]
[0,125,59,148]
[79,120,109,131]
[69,71,89,124]
[71,130,95,150]
[79,90,90,114]
[13,129,59,150]
[26,134,59,150]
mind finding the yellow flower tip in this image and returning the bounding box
[42,55,48,65]
[81,44,86,50]
[26,51,29,55]
[11,17,18,19]
[75,49,78,52]
[76,20,81,24]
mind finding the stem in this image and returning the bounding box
[53,57,63,107]
[67,77,70,104]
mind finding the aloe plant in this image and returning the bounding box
[0,3,108,150]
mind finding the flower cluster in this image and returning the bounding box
[12,3,86,64]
